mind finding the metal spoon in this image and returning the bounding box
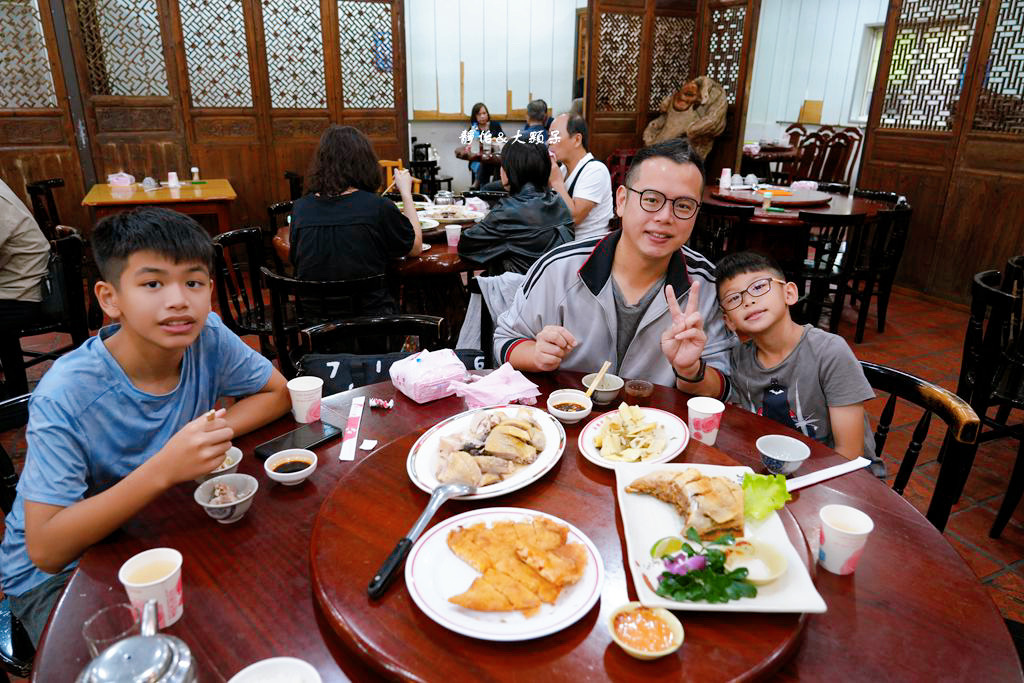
[367,480,474,598]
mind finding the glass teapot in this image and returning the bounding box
[76,599,196,683]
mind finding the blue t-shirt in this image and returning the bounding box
[0,312,272,596]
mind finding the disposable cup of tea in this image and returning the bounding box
[445,225,462,248]
[118,548,183,628]
[817,504,874,575]
[287,376,323,423]
[687,396,725,445]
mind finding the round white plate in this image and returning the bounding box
[227,657,321,683]
[405,507,604,641]
[577,407,689,470]
[418,208,486,224]
[418,217,440,230]
[407,405,566,500]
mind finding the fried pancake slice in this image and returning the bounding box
[449,576,514,611]
[494,557,560,604]
[515,542,587,586]
[447,526,493,573]
[481,568,541,610]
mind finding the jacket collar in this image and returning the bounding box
[578,230,692,297]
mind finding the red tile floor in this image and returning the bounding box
[2,286,1023,650]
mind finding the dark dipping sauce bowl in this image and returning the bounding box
[624,380,654,406]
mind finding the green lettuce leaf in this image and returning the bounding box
[742,472,792,520]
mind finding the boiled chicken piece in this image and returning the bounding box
[436,450,482,487]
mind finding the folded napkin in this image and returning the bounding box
[448,363,541,409]
[790,180,818,191]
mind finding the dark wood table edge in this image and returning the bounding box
[709,190,833,208]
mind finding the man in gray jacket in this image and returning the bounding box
[494,139,734,398]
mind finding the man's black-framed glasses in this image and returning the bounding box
[720,277,786,311]
[625,186,701,219]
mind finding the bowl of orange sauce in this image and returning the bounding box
[608,601,684,660]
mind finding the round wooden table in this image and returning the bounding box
[711,187,834,208]
[31,373,1022,681]
[702,186,887,226]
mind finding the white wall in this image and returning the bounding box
[743,0,886,145]
[404,0,578,119]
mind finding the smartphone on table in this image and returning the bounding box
[253,421,342,460]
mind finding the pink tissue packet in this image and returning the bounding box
[448,363,541,409]
[389,349,468,404]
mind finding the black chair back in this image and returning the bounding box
[691,203,754,262]
[461,190,509,209]
[412,143,430,162]
[25,178,64,242]
[261,267,389,379]
[212,228,273,354]
[284,171,304,201]
[861,361,979,531]
[793,211,866,329]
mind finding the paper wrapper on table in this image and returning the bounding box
[389,349,469,403]
[464,197,489,213]
[448,362,541,409]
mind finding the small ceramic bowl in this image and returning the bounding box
[756,434,811,475]
[581,372,624,405]
[724,539,788,585]
[546,389,593,424]
[608,601,684,660]
[194,473,258,524]
[264,448,318,486]
[194,446,242,484]
[227,657,322,683]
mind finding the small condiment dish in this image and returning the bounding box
[547,389,593,424]
[194,473,258,524]
[194,446,242,483]
[264,448,318,485]
[724,539,788,585]
[756,434,811,475]
[582,372,624,405]
[227,656,322,683]
[608,601,684,660]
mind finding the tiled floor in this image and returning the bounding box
[2,287,1023,626]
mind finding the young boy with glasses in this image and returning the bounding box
[712,251,884,476]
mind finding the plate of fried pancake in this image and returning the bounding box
[404,507,604,640]
[407,406,567,500]
[615,463,826,613]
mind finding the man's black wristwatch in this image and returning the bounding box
[674,358,707,383]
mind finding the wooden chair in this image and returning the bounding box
[2,227,90,398]
[261,267,389,379]
[284,171,304,201]
[784,123,806,148]
[792,211,866,331]
[0,394,36,679]
[605,148,638,193]
[212,228,275,357]
[266,200,293,272]
[861,362,980,531]
[819,132,856,184]
[790,131,830,183]
[847,192,912,340]
[690,203,754,262]
[378,160,422,194]
[25,178,64,242]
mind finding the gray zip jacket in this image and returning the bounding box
[494,231,735,391]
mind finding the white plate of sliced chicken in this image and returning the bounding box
[404,507,604,640]
[406,405,567,500]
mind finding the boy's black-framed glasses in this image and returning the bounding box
[624,186,701,219]
[720,277,787,311]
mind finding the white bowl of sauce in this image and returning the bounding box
[546,389,593,424]
[263,448,317,486]
[608,601,684,660]
[724,539,788,585]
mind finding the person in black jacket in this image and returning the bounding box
[459,139,573,275]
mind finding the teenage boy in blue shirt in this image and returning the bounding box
[0,208,291,644]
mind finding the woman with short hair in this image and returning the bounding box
[289,124,421,314]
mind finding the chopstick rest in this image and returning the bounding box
[786,457,871,492]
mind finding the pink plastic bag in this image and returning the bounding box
[389,349,468,404]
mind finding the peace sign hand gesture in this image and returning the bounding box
[660,280,707,376]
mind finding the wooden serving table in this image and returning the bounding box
[82,180,237,234]
[455,147,502,166]
[711,187,834,208]
[31,374,1022,681]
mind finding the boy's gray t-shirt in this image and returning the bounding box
[728,325,878,465]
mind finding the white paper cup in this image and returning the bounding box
[118,548,183,628]
[818,504,874,575]
[287,376,323,423]
[167,171,180,188]
[445,225,462,247]
[687,396,725,445]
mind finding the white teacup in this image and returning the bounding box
[118,548,184,628]
[818,504,874,575]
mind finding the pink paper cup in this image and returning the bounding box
[445,225,462,247]
[117,548,183,628]
[818,504,874,575]
[287,376,323,423]
[687,396,725,445]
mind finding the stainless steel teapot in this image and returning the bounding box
[76,599,196,683]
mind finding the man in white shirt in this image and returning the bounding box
[548,113,614,241]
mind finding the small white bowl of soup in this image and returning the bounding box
[582,372,624,405]
[547,389,593,424]
[264,448,318,486]
[608,601,684,660]
[724,539,788,585]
